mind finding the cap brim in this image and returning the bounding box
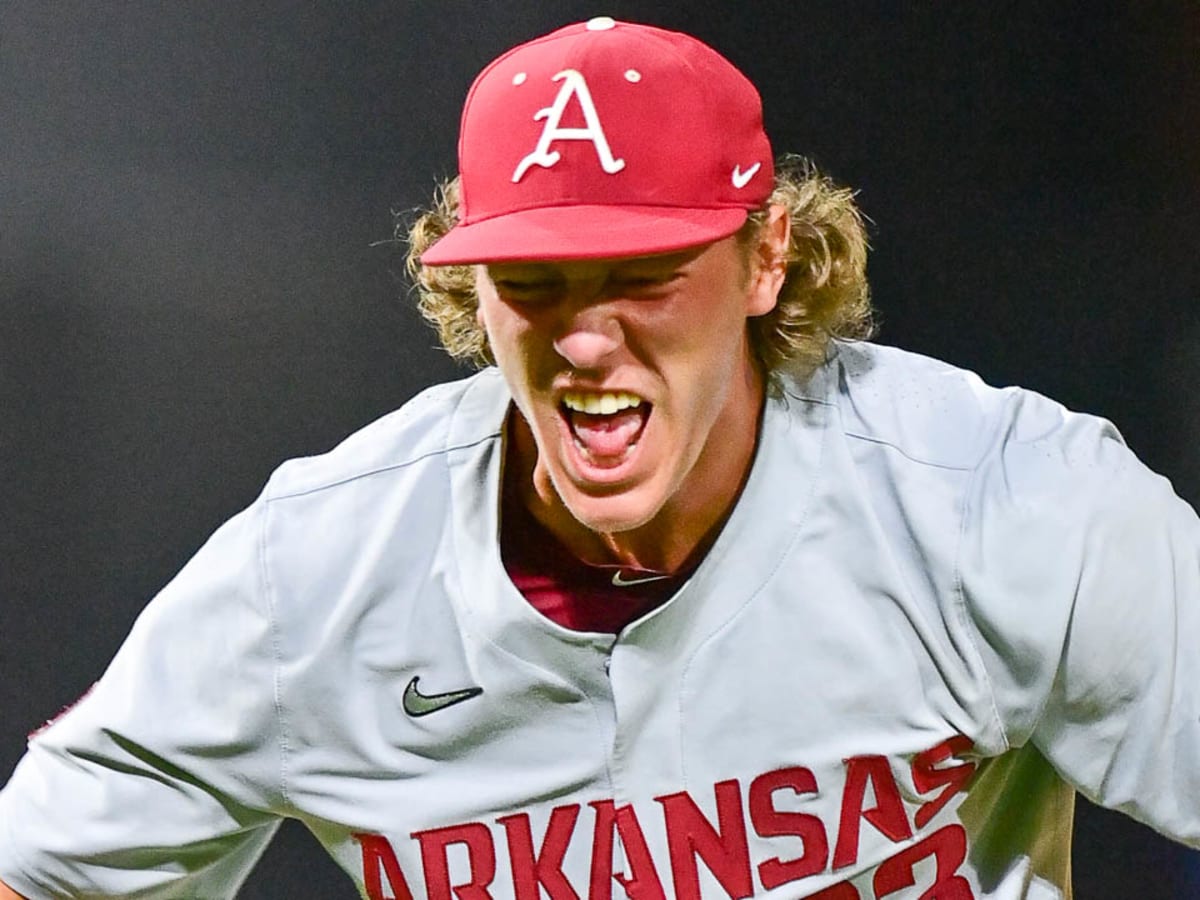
[419,205,749,265]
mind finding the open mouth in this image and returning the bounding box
[561,390,651,470]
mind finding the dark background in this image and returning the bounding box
[2,2,1198,896]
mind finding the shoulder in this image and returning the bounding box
[829,344,1193,749]
[810,340,1053,471]
[793,343,1188,745]
[233,369,509,664]
[262,368,508,502]
[801,340,1125,481]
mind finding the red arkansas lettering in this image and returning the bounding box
[354,832,416,900]
[912,736,976,830]
[809,883,862,899]
[874,824,975,899]
[588,800,667,900]
[656,778,753,899]
[832,755,914,869]
[357,734,977,900]
[414,822,497,900]
[498,805,582,900]
[748,766,829,890]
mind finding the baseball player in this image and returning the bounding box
[2,17,1198,900]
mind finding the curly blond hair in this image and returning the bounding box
[405,155,874,379]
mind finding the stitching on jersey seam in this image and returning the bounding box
[677,389,830,789]
[257,496,294,810]
[265,433,503,503]
[442,437,621,800]
[951,427,1010,754]
[843,430,976,471]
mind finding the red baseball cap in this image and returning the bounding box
[420,17,774,265]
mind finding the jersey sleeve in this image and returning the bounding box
[0,496,287,899]
[959,389,1200,847]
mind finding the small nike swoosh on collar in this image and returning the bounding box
[402,676,483,717]
[611,570,670,587]
[731,162,762,189]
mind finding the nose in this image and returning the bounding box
[552,301,623,369]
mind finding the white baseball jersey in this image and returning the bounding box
[2,341,1198,899]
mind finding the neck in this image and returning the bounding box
[509,369,767,575]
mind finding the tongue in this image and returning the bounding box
[570,408,646,460]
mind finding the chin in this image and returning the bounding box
[559,486,661,535]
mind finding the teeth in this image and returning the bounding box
[562,391,644,415]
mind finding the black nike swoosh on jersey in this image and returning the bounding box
[402,676,483,717]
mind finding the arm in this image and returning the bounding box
[0,880,28,900]
[961,393,1200,845]
[1029,457,1200,842]
[0,497,285,896]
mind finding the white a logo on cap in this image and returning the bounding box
[512,70,626,183]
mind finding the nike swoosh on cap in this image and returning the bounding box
[402,676,483,717]
[731,162,762,189]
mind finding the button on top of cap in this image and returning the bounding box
[586,16,617,30]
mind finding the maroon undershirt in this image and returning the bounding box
[500,464,696,634]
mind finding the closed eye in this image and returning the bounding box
[613,276,669,288]
[493,279,561,304]
[607,272,681,295]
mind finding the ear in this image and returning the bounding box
[746,204,790,317]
